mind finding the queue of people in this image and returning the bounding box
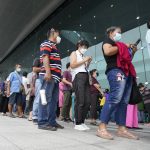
[0,22,150,141]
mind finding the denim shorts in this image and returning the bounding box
[9,92,23,106]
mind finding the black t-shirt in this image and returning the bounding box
[32,58,40,77]
[102,37,118,74]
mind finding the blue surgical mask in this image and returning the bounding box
[113,33,122,42]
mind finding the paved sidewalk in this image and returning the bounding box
[0,115,150,150]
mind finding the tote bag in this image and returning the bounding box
[129,78,142,105]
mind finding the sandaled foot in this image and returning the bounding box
[8,113,16,118]
[96,129,114,140]
[90,121,98,126]
[117,130,139,140]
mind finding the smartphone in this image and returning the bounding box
[134,38,141,46]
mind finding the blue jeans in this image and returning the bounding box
[138,111,145,123]
[32,79,41,120]
[38,75,59,127]
[100,68,132,126]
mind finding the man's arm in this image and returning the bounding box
[62,78,72,87]
[43,55,52,81]
[7,81,10,97]
[33,67,41,73]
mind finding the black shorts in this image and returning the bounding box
[9,92,23,106]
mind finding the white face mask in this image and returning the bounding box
[113,33,122,42]
[16,68,21,72]
[56,36,61,44]
[80,48,87,54]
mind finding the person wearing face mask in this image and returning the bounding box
[90,69,103,126]
[38,28,64,131]
[7,64,24,118]
[70,40,92,131]
[97,26,139,140]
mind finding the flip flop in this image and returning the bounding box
[117,130,139,140]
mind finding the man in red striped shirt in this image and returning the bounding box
[38,28,64,131]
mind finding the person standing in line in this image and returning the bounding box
[146,20,150,58]
[90,69,102,125]
[32,58,41,124]
[0,79,8,115]
[97,26,139,140]
[58,80,65,120]
[38,28,64,131]
[70,40,92,131]
[22,71,29,114]
[61,63,72,122]
[7,64,24,118]
[139,83,150,126]
[137,85,145,124]
[27,69,37,121]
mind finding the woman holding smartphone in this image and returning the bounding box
[97,26,139,140]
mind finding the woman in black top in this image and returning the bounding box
[97,26,139,140]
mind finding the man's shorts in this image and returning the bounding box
[9,92,23,106]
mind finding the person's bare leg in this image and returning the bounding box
[28,111,32,121]
[17,106,23,117]
[8,104,13,114]
[59,107,64,120]
[8,104,16,117]
[90,119,97,125]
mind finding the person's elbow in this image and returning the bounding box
[70,63,76,69]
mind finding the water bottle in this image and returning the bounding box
[40,89,47,105]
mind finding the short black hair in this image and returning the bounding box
[90,69,97,76]
[138,83,144,89]
[76,40,89,49]
[22,71,28,77]
[47,28,59,39]
[147,21,150,29]
[105,89,109,93]
[66,63,70,69]
[15,63,21,67]
[106,26,121,37]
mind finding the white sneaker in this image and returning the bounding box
[74,125,87,131]
[82,124,90,130]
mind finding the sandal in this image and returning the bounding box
[18,115,27,119]
[90,122,98,126]
[117,130,139,140]
[96,129,114,140]
[28,118,33,121]
[8,113,16,118]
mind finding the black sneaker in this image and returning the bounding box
[64,118,73,123]
[38,125,57,131]
[54,123,64,129]
[133,127,143,130]
[47,125,58,131]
